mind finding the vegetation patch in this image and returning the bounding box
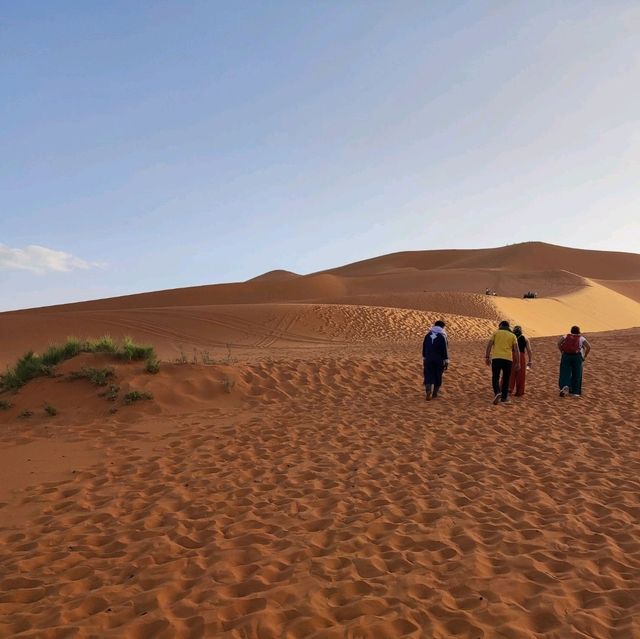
[44,404,58,416]
[69,367,115,386]
[144,357,160,374]
[18,409,34,418]
[0,336,157,391]
[0,352,54,391]
[118,337,154,362]
[0,400,12,410]
[123,390,153,405]
[99,385,120,402]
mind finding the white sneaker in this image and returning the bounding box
[493,393,501,405]
[569,393,581,398]
[559,386,569,397]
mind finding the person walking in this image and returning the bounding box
[509,325,532,396]
[422,320,449,401]
[485,320,520,405]
[558,326,591,397]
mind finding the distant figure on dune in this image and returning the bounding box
[485,320,520,405]
[509,325,532,397]
[422,320,449,401]
[558,325,591,397]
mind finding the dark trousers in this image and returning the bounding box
[559,353,583,395]
[491,358,512,401]
[423,360,444,391]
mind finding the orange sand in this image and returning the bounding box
[1,242,639,638]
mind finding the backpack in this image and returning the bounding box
[561,333,581,354]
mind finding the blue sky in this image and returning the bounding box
[2,1,639,310]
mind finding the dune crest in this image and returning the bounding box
[1,243,639,367]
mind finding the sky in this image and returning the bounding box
[1,1,639,310]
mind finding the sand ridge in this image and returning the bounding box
[1,244,638,365]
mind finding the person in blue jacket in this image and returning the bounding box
[422,320,449,400]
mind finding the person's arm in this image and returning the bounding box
[557,336,565,352]
[485,338,493,366]
[525,339,532,368]
[442,335,449,369]
[512,339,520,370]
[582,339,591,361]
[422,335,428,360]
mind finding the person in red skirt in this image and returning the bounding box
[509,325,532,396]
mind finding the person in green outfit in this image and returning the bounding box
[558,325,591,397]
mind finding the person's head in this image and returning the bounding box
[513,325,522,337]
[499,320,510,330]
[570,325,581,334]
[434,320,446,329]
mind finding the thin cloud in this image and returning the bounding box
[0,244,103,273]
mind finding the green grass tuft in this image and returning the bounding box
[99,384,120,402]
[69,367,115,386]
[18,409,34,418]
[86,335,118,354]
[40,338,83,366]
[123,390,153,404]
[0,351,53,390]
[143,357,160,374]
[0,399,12,410]
[44,404,58,416]
[118,337,154,362]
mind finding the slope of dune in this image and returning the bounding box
[594,279,640,303]
[495,278,640,337]
[0,303,494,370]
[324,241,640,280]
[1,331,640,638]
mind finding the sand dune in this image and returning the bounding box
[324,242,640,280]
[1,332,640,638]
[1,243,639,367]
[0,303,496,370]
[1,242,640,638]
[495,279,640,336]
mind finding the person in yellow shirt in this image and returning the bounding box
[485,320,520,405]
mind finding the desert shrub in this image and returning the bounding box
[40,338,83,366]
[1,352,53,390]
[18,409,34,418]
[123,390,153,404]
[118,337,154,362]
[44,404,58,416]
[222,376,235,393]
[99,384,120,402]
[144,357,160,374]
[0,399,12,410]
[69,367,115,386]
[86,335,118,354]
